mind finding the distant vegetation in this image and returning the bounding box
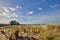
[10,21,20,25]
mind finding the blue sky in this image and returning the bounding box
[0,0,60,24]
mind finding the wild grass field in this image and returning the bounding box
[0,24,60,40]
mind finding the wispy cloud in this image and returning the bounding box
[12,13,18,17]
[9,7,16,11]
[50,4,59,8]
[0,6,19,24]
[16,6,23,9]
[3,7,10,13]
[19,6,23,9]
[7,6,22,11]
[16,6,19,9]
[38,7,42,11]
[26,11,34,15]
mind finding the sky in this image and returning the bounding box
[0,0,60,24]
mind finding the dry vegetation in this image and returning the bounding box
[0,24,60,40]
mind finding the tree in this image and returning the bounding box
[16,22,20,25]
[10,21,20,25]
[10,21,17,25]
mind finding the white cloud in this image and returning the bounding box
[3,7,10,13]
[8,6,22,11]
[15,15,18,17]
[9,7,16,11]
[38,7,42,11]
[26,11,34,15]
[2,12,9,16]
[16,6,23,9]
[7,16,11,18]
[16,5,23,9]
[19,6,23,9]
[50,4,59,8]
[0,12,2,16]
[16,6,19,8]
[13,13,16,15]
[0,6,19,24]
[12,13,18,17]
[0,14,1,15]
[2,12,11,19]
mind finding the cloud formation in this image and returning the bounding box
[38,7,42,11]
[26,11,34,15]
[9,7,16,11]
[3,7,10,13]
[16,6,22,9]
[0,6,19,24]
[50,4,59,8]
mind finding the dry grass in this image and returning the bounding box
[0,24,60,40]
